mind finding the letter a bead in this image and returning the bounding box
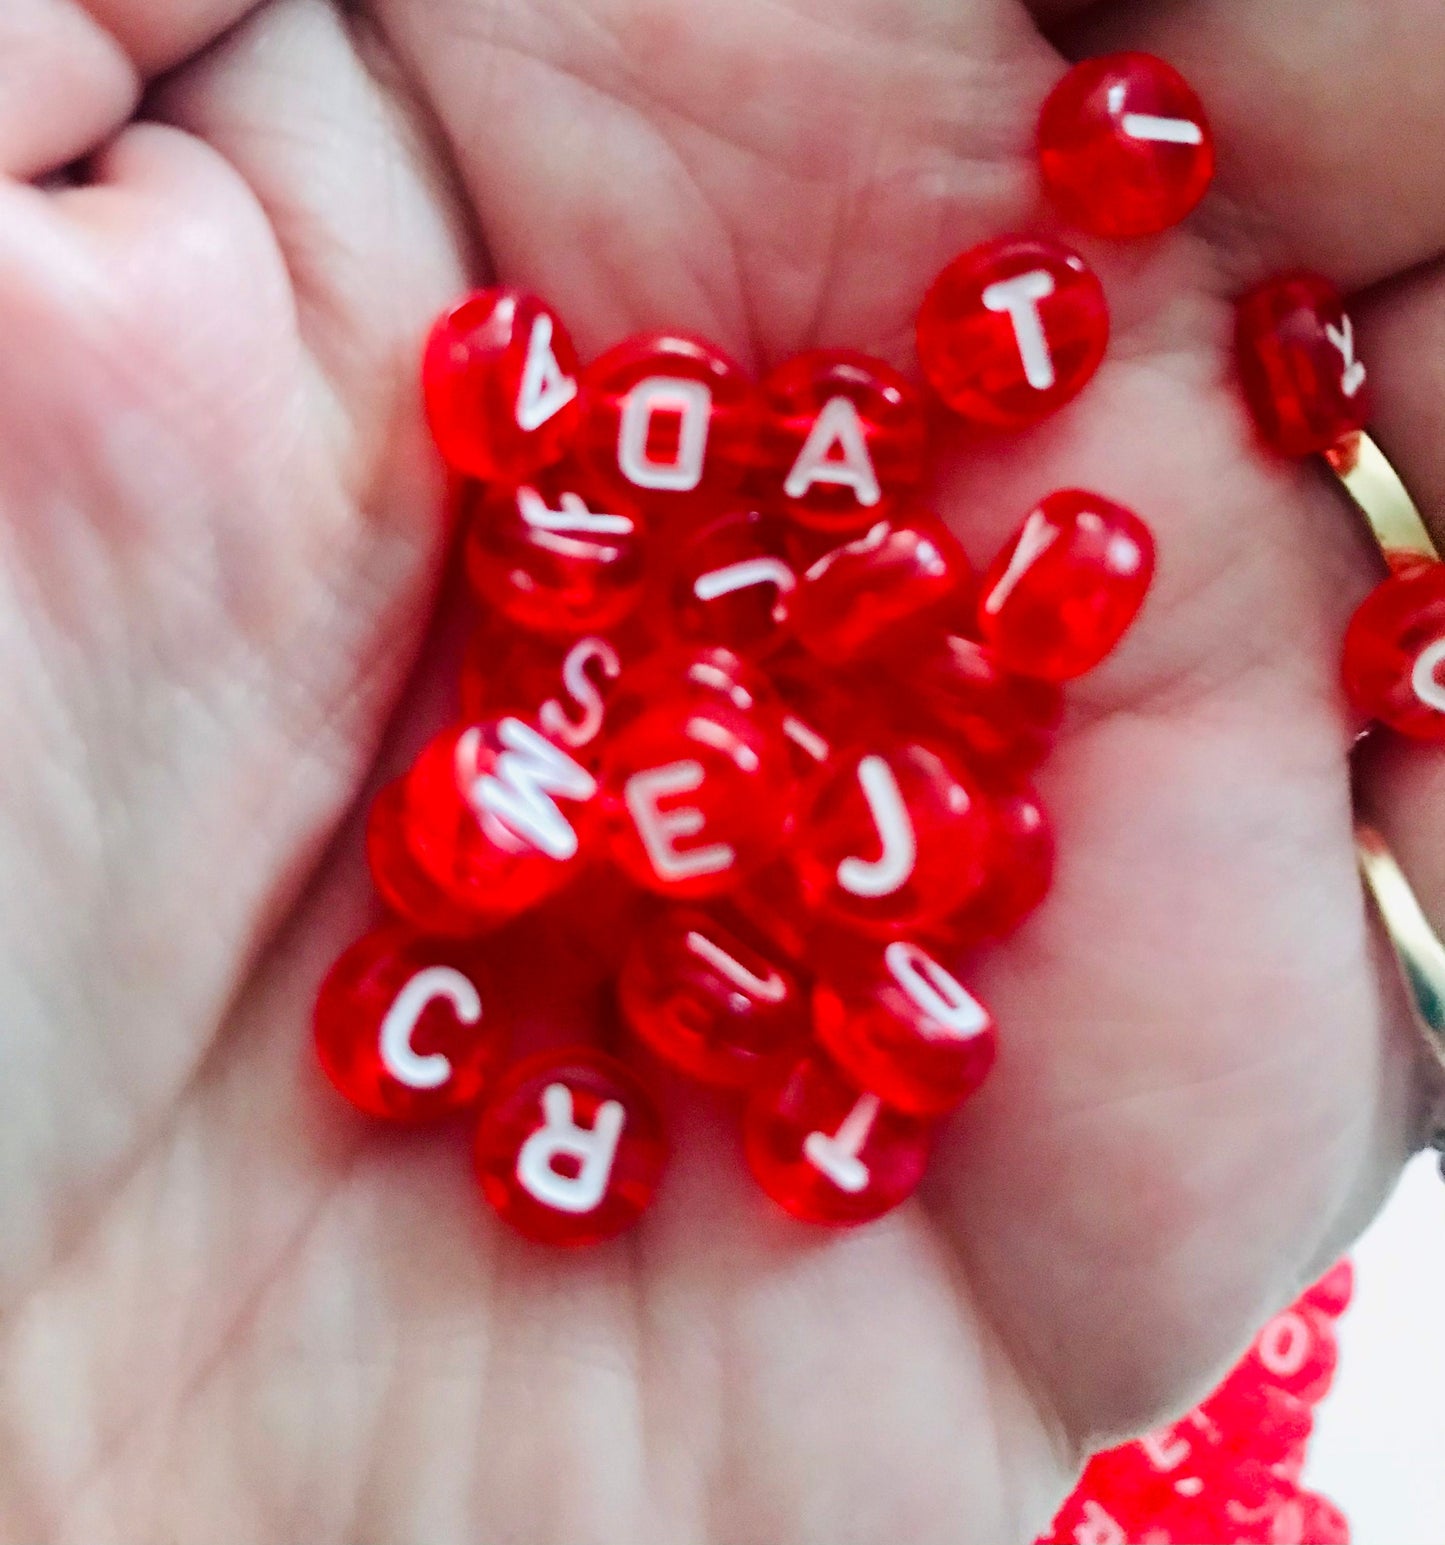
[314,926,506,1120]
[1342,564,1445,739]
[791,737,991,936]
[756,350,927,532]
[619,906,810,1088]
[423,289,580,481]
[976,489,1154,680]
[814,942,997,1115]
[474,1048,668,1245]
[1235,273,1371,457]
[576,334,756,516]
[916,236,1108,431]
[1038,53,1215,238]
[743,1052,933,1225]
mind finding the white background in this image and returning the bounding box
[1303,1152,1445,1543]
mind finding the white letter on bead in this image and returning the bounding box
[1324,315,1367,398]
[1074,1500,1128,1545]
[837,756,917,899]
[516,485,634,536]
[782,395,882,508]
[685,929,788,1003]
[1120,112,1204,146]
[624,760,735,881]
[467,718,597,861]
[515,1084,626,1214]
[980,508,1061,617]
[514,313,578,432]
[1256,1312,1311,1378]
[540,637,623,750]
[692,556,796,604]
[617,376,712,492]
[802,1093,880,1194]
[1411,638,1445,712]
[379,967,482,1091]
[982,270,1058,391]
[884,942,989,1040]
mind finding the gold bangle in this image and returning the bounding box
[1327,430,1441,566]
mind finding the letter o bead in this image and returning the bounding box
[743,1052,933,1225]
[314,926,506,1120]
[1342,564,1445,740]
[474,1048,668,1246]
[575,333,756,515]
[916,236,1108,431]
[814,942,996,1116]
[423,289,580,481]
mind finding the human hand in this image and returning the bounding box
[0,0,1440,1538]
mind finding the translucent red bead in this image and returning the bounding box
[977,488,1155,680]
[916,236,1109,431]
[1235,272,1370,457]
[474,1048,668,1246]
[318,105,1191,1242]
[1038,53,1215,238]
[1342,563,1445,739]
[423,289,579,482]
[315,926,507,1120]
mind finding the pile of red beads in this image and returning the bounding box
[1041,1261,1354,1545]
[309,49,1374,1249]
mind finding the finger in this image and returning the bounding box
[0,1,256,180]
[1056,0,1445,288]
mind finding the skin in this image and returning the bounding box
[0,0,1442,1538]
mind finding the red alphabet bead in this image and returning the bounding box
[743,1051,933,1225]
[474,1047,667,1246]
[1245,1304,1338,1406]
[791,513,972,666]
[465,475,647,638]
[814,941,996,1115]
[368,780,503,937]
[948,785,1055,943]
[791,736,991,937]
[599,664,796,898]
[1301,1259,1354,1319]
[619,906,810,1089]
[314,925,506,1120]
[423,289,579,481]
[755,349,927,532]
[666,510,797,658]
[403,719,598,918]
[976,488,1154,680]
[1342,564,1445,739]
[916,237,1109,431]
[1235,272,1370,457]
[902,633,1064,779]
[1038,53,1215,238]
[575,333,756,516]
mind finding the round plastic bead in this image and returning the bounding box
[742,1051,933,1225]
[619,906,810,1089]
[474,1047,667,1246]
[1235,272,1370,457]
[1342,564,1445,739]
[368,780,504,937]
[916,237,1109,431]
[423,288,579,481]
[901,633,1064,779]
[1244,1305,1338,1406]
[403,719,599,918]
[314,926,506,1120]
[791,513,972,666]
[666,509,797,658]
[575,333,756,516]
[598,666,796,898]
[755,349,928,532]
[1038,53,1215,238]
[976,488,1155,680]
[814,941,997,1115]
[1301,1260,1354,1319]
[948,785,1055,943]
[791,736,991,936]
[465,474,647,638]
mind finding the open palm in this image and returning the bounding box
[2,0,1442,1538]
